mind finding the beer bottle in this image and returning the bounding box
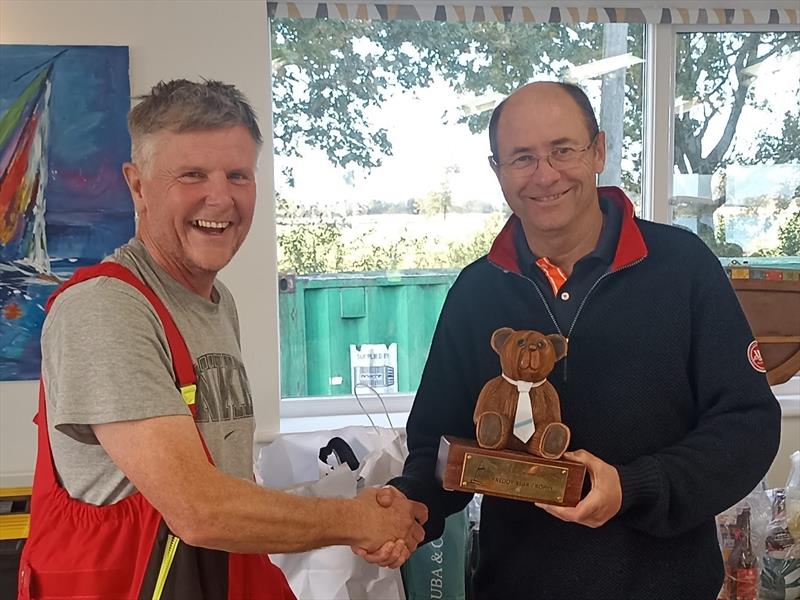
[735,507,757,600]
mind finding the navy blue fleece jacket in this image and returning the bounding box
[389,187,781,600]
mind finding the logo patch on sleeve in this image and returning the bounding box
[747,340,766,373]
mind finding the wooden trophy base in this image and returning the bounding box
[435,436,586,507]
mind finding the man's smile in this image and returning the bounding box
[530,189,570,203]
[191,219,232,233]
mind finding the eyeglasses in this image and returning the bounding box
[490,135,598,177]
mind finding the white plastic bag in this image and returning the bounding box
[257,423,408,600]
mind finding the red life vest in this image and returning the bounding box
[18,263,296,600]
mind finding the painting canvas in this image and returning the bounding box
[0,45,134,380]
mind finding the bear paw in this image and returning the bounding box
[476,412,508,450]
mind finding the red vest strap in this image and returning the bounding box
[46,262,196,391]
[44,262,214,462]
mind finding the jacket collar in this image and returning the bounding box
[487,186,648,275]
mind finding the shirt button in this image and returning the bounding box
[560,291,570,301]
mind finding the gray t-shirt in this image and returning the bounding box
[41,239,255,505]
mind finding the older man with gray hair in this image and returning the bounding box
[20,79,426,600]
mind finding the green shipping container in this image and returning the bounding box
[278,270,459,398]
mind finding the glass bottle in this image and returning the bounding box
[786,450,800,542]
[735,507,757,600]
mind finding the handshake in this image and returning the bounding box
[349,485,429,569]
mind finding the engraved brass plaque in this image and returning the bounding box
[460,453,569,502]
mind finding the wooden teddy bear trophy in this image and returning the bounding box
[435,327,586,507]
[474,327,570,460]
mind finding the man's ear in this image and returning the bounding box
[122,162,145,214]
[488,156,501,181]
[491,327,515,355]
[547,334,568,361]
[592,130,606,175]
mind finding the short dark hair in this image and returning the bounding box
[489,82,599,160]
[129,79,262,168]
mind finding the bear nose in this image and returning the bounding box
[520,347,539,369]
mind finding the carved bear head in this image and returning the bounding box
[491,328,567,382]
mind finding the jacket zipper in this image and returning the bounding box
[562,257,646,380]
[489,256,646,381]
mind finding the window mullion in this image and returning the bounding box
[642,22,676,225]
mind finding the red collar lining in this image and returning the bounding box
[488,186,647,274]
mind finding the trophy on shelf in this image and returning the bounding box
[436,327,586,507]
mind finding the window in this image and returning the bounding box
[270,18,645,402]
[671,30,800,260]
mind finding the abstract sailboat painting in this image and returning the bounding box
[0,45,133,380]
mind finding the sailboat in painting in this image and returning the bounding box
[0,62,56,276]
[0,59,61,380]
[0,44,132,380]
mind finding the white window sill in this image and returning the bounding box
[257,393,413,442]
[273,378,800,437]
[279,412,409,436]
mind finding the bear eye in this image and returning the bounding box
[516,339,526,347]
[537,340,546,349]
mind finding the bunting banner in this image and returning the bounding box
[268,3,799,24]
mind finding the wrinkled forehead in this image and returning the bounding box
[147,126,259,165]
[498,87,591,151]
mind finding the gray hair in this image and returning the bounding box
[128,79,262,169]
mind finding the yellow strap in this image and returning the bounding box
[180,384,196,406]
[151,533,180,600]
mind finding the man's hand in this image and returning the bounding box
[351,486,428,568]
[535,449,622,528]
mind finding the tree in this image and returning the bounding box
[276,195,346,274]
[272,20,799,260]
[673,32,797,176]
[778,209,800,256]
[271,19,644,193]
[415,188,453,219]
[276,202,508,274]
[754,103,800,165]
[272,20,798,188]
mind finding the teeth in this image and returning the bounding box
[194,219,229,229]
[535,191,566,202]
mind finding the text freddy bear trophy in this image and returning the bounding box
[436,327,586,506]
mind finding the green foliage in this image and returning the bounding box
[673,31,797,175]
[696,221,744,257]
[347,233,425,272]
[415,188,453,218]
[271,19,644,193]
[445,212,507,266]
[364,198,414,214]
[277,199,507,275]
[276,196,346,274]
[778,209,800,255]
[271,21,799,266]
[271,21,796,206]
[754,105,800,165]
[715,215,727,246]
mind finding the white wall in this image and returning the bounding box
[0,0,280,486]
[770,397,800,488]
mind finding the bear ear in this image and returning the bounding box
[490,327,515,354]
[547,334,568,361]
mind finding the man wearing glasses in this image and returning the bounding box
[373,82,780,598]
